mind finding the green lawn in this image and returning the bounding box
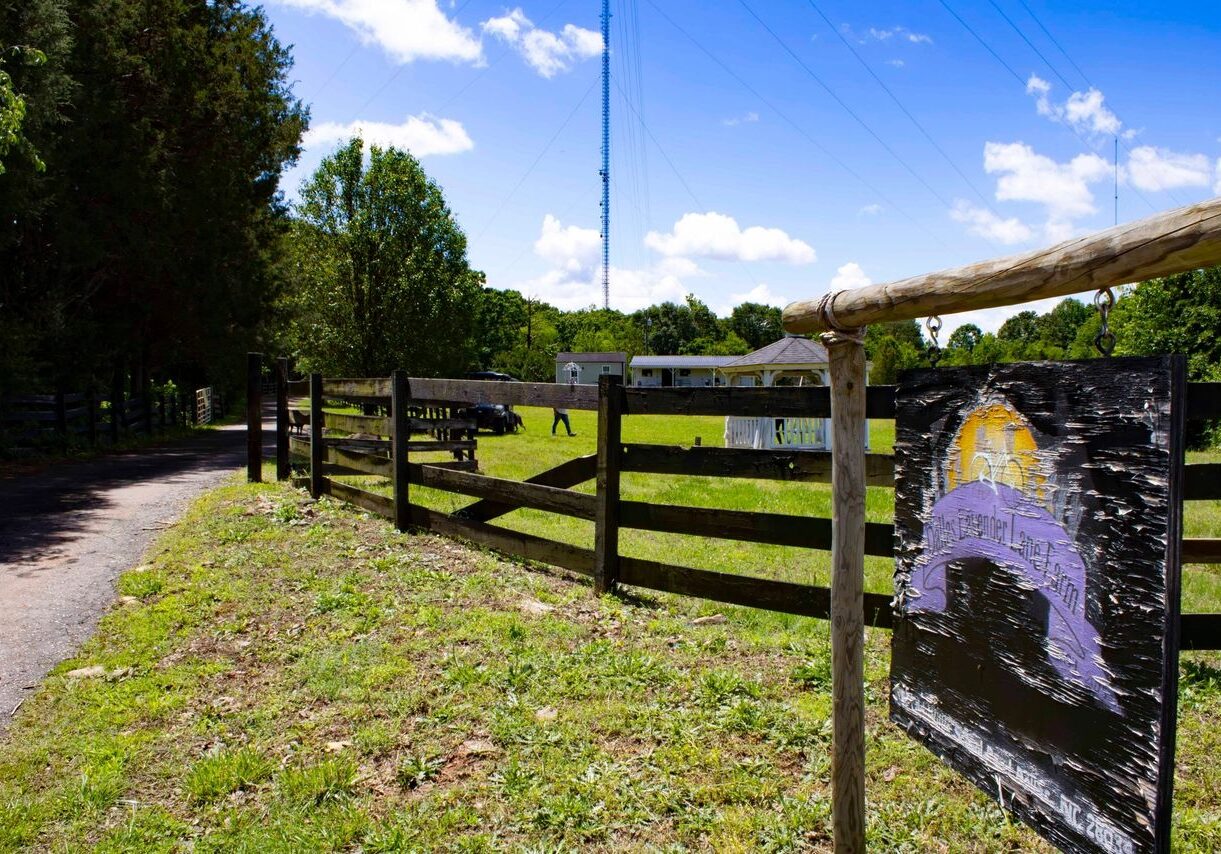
[0,409,1217,850]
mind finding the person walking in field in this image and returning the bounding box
[551,407,575,436]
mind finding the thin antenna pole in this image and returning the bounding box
[1114,136,1119,226]
[600,0,611,310]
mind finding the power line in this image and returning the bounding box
[804,0,1002,218]
[736,0,965,221]
[640,0,956,251]
[473,77,600,243]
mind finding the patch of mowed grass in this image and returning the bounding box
[1,452,1218,849]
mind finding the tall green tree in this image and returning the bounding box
[727,302,782,351]
[0,0,306,394]
[289,137,484,377]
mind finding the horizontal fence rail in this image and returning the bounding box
[261,368,1221,652]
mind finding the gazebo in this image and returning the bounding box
[718,336,867,450]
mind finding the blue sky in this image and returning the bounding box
[265,0,1221,333]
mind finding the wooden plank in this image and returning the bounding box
[1184,464,1221,500]
[1187,383,1221,421]
[310,374,324,499]
[325,445,392,478]
[247,352,262,483]
[2,394,57,405]
[408,377,600,410]
[619,501,893,553]
[411,464,597,520]
[594,375,624,595]
[455,454,597,522]
[392,371,411,532]
[324,436,475,454]
[1183,538,1221,563]
[419,459,479,472]
[276,357,290,480]
[617,557,894,628]
[322,477,395,520]
[825,330,867,852]
[0,411,58,423]
[408,503,595,576]
[1181,614,1221,651]
[620,443,895,486]
[785,197,1221,333]
[322,377,390,398]
[289,435,310,458]
[323,412,392,435]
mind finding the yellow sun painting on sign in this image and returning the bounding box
[944,402,1050,505]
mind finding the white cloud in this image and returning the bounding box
[830,262,871,290]
[722,111,760,127]
[534,215,600,272]
[983,141,1110,239]
[1125,146,1212,192]
[859,203,884,216]
[304,114,474,156]
[865,26,931,44]
[950,200,1033,245]
[1026,74,1120,137]
[729,283,788,308]
[274,0,482,64]
[644,212,816,264]
[482,8,601,78]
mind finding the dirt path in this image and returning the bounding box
[0,418,273,730]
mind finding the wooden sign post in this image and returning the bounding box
[822,328,868,853]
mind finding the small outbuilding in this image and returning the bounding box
[629,355,734,387]
[555,352,627,385]
[716,336,869,451]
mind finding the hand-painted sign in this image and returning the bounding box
[891,357,1184,854]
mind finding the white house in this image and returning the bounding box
[629,355,734,387]
[555,352,627,384]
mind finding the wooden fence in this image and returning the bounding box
[1,387,193,448]
[246,363,1221,652]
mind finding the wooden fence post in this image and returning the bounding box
[391,370,412,532]
[142,377,153,436]
[309,373,324,499]
[53,390,67,438]
[593,374,624,595]
[822,328,868,853]
[247,352,262,482]
[86,389,97,445]
[276,357,290,481]
[110,371,123,443]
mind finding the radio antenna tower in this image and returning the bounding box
[600,0,611,309]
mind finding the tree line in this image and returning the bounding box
[3,5,1219,442]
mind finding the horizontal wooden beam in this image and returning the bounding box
[454,455,597,522]
[620,443,895,486]
[1188,383,1221,420]
[407,503,595,576]
[620,501,894,554]
[324,445,392,478]
[322,478,394,519]
[411,463,597,520]
[1183,538,1221,563]
[618,557,894,628]
[322,377,390,398]
[784,197,1221,333]
[1181,614,1221,651]
[1185,464,1221,500]
[408,377,600,411]
[322,412,391,435]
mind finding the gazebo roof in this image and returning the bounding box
[720,336,829,370]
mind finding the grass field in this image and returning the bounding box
[0,409,1217,850]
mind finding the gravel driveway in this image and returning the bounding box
[0,418,273,731]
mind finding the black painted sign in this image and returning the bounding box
[891,357,1184,853]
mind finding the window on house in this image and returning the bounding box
[601,365,612,374]
[679,369,691,376]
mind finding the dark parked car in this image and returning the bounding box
[460,372,524,435]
